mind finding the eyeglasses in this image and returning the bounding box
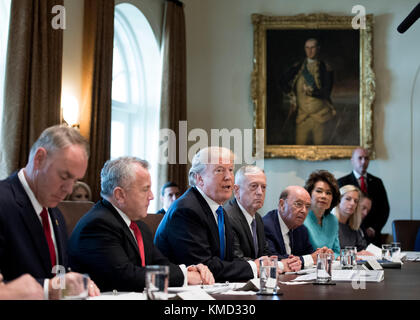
[292,201,311,210]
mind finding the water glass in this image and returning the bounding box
[145,265,169,300]
[259,256,278,294]
[345,246,357,267]
[381,244,392,261]
[390,242,401,260]
[340,248,354,269]
[316,253,333,283]
[59,273,90,300]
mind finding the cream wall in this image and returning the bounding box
[61,0,420,234]
[183,0,420,235]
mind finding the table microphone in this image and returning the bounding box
[397,2,420,33]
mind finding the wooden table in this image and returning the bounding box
[214,262,420,300]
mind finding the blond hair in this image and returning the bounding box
[335,184,362,230]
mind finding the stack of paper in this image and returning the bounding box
[292,269,384,283]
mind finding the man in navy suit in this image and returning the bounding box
[155,147,259,282]
[68,157,214,292]
[337,147,390,246]
[263,186,333,269]
[224,165,301,272]
[0,125,99,299]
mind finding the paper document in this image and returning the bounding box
[292,269,384,282]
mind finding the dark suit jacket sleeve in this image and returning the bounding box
[158,206,253,282]
[370,179,390,233]
[69,213,183,292]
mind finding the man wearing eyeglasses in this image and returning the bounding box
[263,186,333,269]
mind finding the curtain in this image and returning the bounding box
[0,0,63,178]
[158,0,188,200]
[80,0,115,202]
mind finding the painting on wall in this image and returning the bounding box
[251,14,375,160]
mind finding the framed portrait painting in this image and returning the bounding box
[251,14,375,160]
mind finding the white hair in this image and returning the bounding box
[234,165,265,186]
[188,147,235,187]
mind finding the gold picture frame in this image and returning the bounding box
[251,13,375,160]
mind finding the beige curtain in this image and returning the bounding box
[158,0,188,198]
[0,0,63,178]
[80,0,114,202]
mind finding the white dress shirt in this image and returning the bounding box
[277,210,314,269]
[196,187,258,278]
[111,202,188,286]
[18,169,59,299]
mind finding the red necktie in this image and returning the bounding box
[360,176,367,194]
[40,208,57,267]
[130,221,146,267]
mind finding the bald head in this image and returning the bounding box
[351,147,370,176]
[278,186,311,230]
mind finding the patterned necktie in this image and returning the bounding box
[288,229,294,255]
[130,221,146,267]
[360,176,368,194]
[40,208,56,267]
[251,219,259,258]
[216,206,225,260]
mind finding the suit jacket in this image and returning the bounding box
[338,172,390,244]
[263,209,314,267]
[68,199,184,292]
[0,172,68,283]
[154,187,254,282]
[224,198,270,260]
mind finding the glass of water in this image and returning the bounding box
[381,244,392,261]
[316,253,333,283]
[390,242,401,260]
[145,265,169,300]
[259,256,278,294]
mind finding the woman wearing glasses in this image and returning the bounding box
[303,170,341,257]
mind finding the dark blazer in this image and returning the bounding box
[224,198,271,260]
[154,187,254,282]
[263,209,314,267]
[338,172,390,245]
[68,199,184,292]
[0,172,68,283]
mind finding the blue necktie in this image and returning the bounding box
[251,219,259,257]
[216,206,225,260]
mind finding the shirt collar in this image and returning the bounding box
[353,170,367,180]
[196,186,222,214]
[277,209,290,236]
[109,201,131,228]
[236,198,254,226]
[18,169,43,215]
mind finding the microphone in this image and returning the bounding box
[397,2,420,34]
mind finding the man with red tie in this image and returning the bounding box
[68,157,214,292]
[337,147,390,246]
[0,125,100,299]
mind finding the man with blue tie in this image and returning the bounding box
[155,147,259,282]
[263,186,333,269]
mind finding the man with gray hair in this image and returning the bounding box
[224,166,302,272]
[155,147,258,282]
[68,157,214,292]
[0,125,100,299]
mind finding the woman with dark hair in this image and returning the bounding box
[303,170,341,257]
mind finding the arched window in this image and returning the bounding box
[112,3,161,212]
[0,0,11,135]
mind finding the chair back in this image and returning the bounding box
[57,201,95,237]
[140,214,164,238]
[392,220,420,251]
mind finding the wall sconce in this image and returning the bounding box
[61,94,80,128]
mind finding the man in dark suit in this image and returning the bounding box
[224,165,301,272]
[154,147,258,282]
[263,186,333,270]
[156,181,181,215]
[0,125,100,299]
[68,157,214,292]
[337,147,390,246]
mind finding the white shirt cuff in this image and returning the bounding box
[278,261,285,271]
[303,254,314,268]
[247,260,258,278]
[179,264,188,286]
[44,279,49,300]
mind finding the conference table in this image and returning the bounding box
[213,261,420,300]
